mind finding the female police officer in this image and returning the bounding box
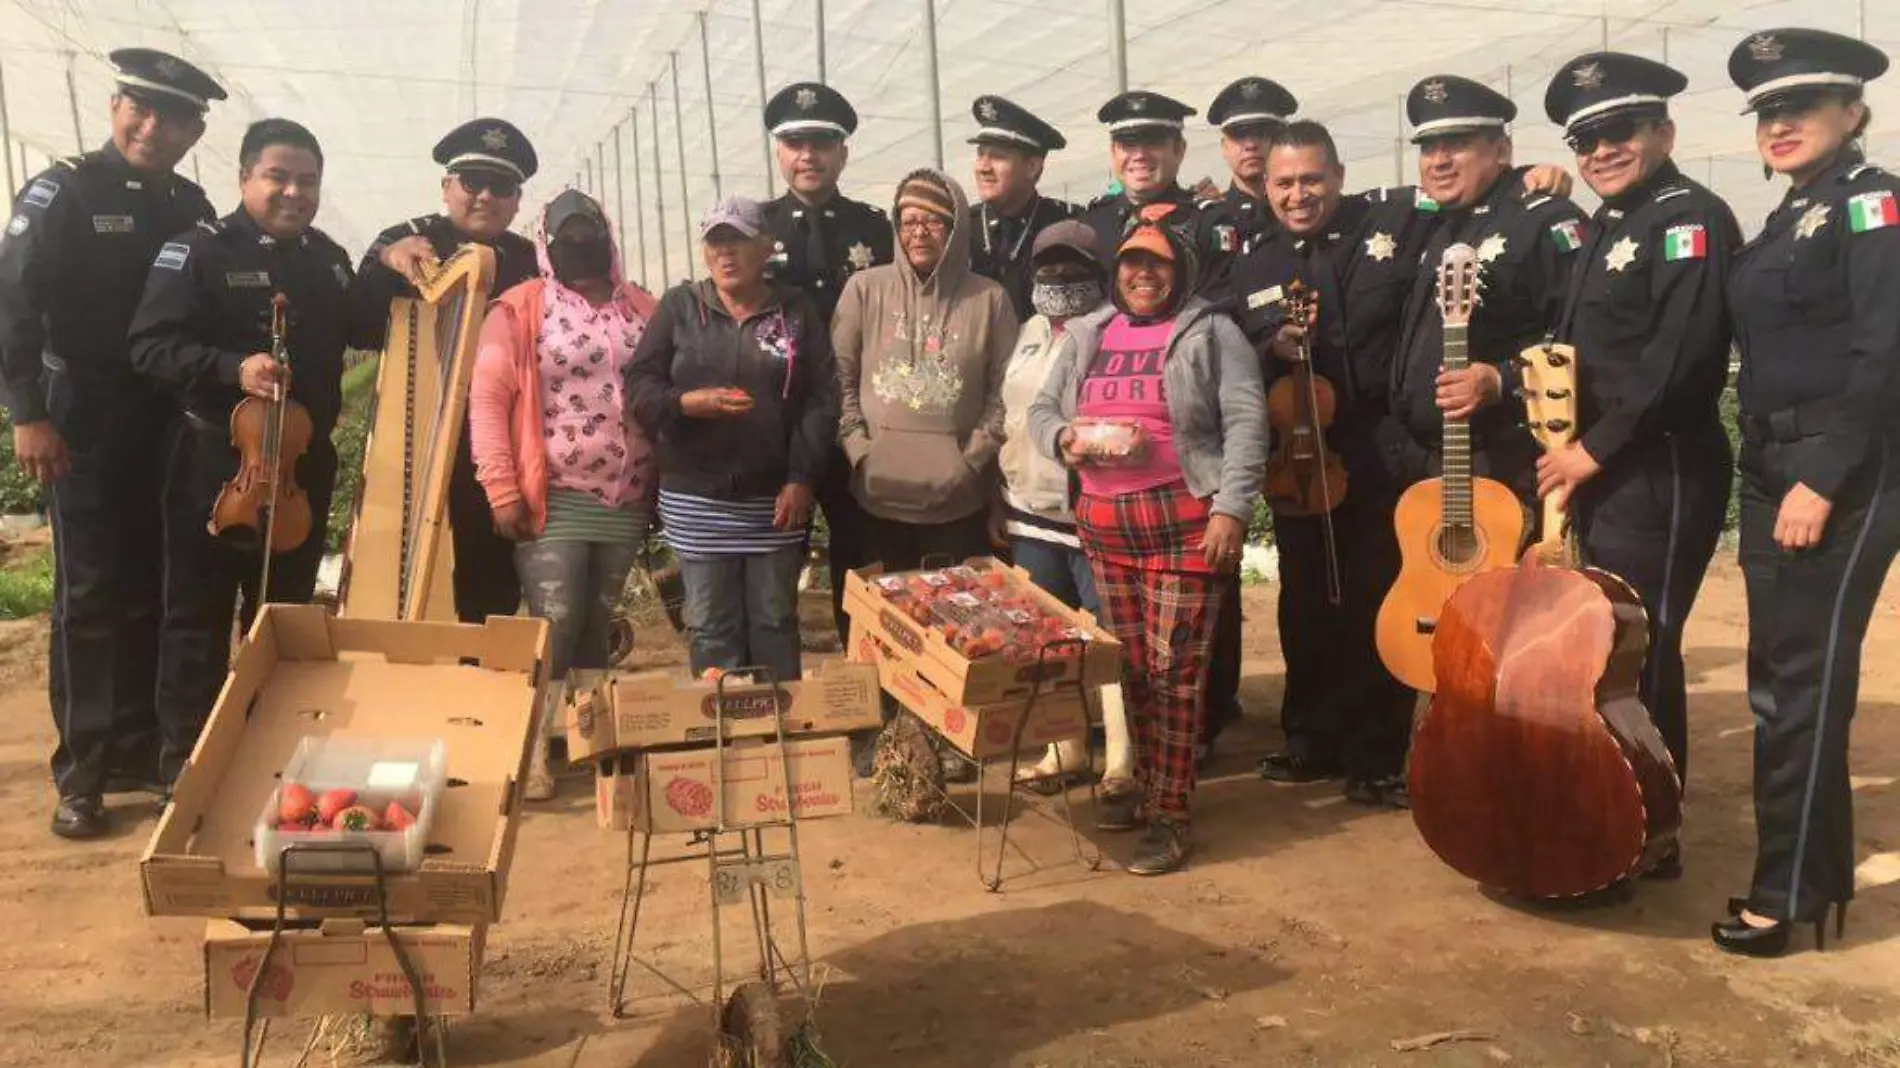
[1719,27,1900,957]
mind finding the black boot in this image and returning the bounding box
[51,795,109,839]
[1126,815,1192,876]
[1259,750,1341,784]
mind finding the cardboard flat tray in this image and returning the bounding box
[571,658,881,759]
[853,625,1090,759]
[141,605,548,926]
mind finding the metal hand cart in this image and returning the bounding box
[607,667,826,1066]
[240,843,447,1068]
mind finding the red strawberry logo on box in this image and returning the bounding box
[231,954,294,1002]
[664,777,714,818]
[943,707,968,735]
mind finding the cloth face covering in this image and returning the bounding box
[1032,280,1102,319]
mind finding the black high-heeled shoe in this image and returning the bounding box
[1710,902,1848,957]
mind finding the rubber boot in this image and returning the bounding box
[1099,683,1135,796]
[524,680,562,802]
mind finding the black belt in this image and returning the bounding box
[1740,397,1844,444]
[183,408,224,435]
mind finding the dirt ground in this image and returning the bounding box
[1,554,1897,1068]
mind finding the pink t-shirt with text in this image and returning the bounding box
[1076,313,1182,496]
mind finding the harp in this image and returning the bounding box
[336,243,497,621]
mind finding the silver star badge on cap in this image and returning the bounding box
[1422,80,1449,104]
[1572,62,1605,89]
[796,87,818,111]
[481,127,509,151]
[1240,81,1263,100]
[1128,95,1147,112]
[1749,33,1783,63]
[978,99,998,121]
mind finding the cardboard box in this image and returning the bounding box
[203,919,481,1019]
[595,736,854,833]
[141,605,549,925]
[854,626,1090,759]
[842,559,1121,707]
[569,659,881,760]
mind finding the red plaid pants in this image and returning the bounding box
[1088,558,1223,823]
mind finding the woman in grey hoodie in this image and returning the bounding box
[833,169,1019,569]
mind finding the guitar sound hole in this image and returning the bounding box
[1434,524,1485,571]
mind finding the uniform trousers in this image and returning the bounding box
[1737,433,1900,923]
[155,419,335,783]
[814,446,867,646]
[45,384,170,796]
[1577,425,1732,786]
[448,423,521,622]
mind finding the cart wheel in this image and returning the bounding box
[872,712,946,823]
[717,981,789,1068]
[607,617,634,667]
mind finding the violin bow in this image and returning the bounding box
[258,293,291,606]
[1289,281,1344,606]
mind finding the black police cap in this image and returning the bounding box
[1545,52,1686,134]
[765,82,858,140]
[968,95,1065,154]
[1729,28,1889,113]
[433,118,538,181]
[1407,74,1516,143]
[1096,90,1196,139]
[1207,77,1298,133]
[108,48,226,115]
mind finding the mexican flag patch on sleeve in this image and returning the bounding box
[1550,219,1582,252]
[1663,223,1707,261]
[1848,189,1899,233]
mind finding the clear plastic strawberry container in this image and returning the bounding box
[253,736,448,875]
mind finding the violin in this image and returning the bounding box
[1263,280,1347,603]
[208,293,315,575]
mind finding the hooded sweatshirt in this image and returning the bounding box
[834,169,1019,524]
[468,191,659,534]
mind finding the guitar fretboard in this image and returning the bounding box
[1441,324,1472,529]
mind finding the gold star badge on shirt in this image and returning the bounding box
[1477,233,1508,263]
[1796,202,1829,240]
[847,242,873,270]
[1606,236,1640,273]
[1365,231,1397,262]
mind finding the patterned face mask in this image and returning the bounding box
[1031,279,1103,319]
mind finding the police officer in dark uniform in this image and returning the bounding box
[1389,75,1586,507]
[759,82,893,649]
[1540,54,1742,880]
[351,119,541,623]
[966,95,1079,321]
[1716,28,1900,957]
[0,49,223,837]
[1208,76,1299,255]
[128,119,377,792]
[1080,91,1244,303]
[1234,122,1440,805]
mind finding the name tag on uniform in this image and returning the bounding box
[92,214,135,234]
[225,270,272,288]
[1245,284,1284,310]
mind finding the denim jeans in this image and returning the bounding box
[677,548,805,683]
[1009,535,1100,615]
[513,538,641,685]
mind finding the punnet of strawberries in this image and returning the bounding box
[870,562,1090,663]
[273,781,421,835]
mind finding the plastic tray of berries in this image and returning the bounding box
[869,561,1091,664]
[253,736,448,875]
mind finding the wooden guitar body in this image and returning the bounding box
[1375,474,1525,693]
[1408,557,1680,898]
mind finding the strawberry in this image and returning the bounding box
[278,782,316,824]
[382,801,417,831]
[277,819,313,832]
[332,804,381,832]
[316,788,357,825]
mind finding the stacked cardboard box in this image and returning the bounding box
[140,605,550,1020]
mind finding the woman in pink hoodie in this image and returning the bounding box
[468,189,659,799]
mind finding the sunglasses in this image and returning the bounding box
[1566,117,1651,155]
[457,171,522,199]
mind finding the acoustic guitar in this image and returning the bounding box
[1407,339,1681,898]
[1374,243,1527,693]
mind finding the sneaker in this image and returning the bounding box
[1258,751,1342,784]
[1342,776,1384,806]
[51,795,108,839]
[1126,816,1192,876]
[1370,774,1410,810]
[1642,844,1683,881]
[1095,791,1144,833]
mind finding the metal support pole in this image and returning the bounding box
[671,52,694,280]
[613,122,627,264]
[1505,65,1512,101]
[816,0,827,83]
[699,11,724,199]
[1600,11,1609,50]
[1107,0,1128,93]
[63,54,83,153]
[0,55,14,198]
[1857,0,1866,39]
[631,106,648,283]
[1394,94,1406,188]
[191,154,200,185]
[16,142,27,188]
[1661,27,1670,64]
[650,86,670,283]
[752,0,776,196]
[921,0,944,169]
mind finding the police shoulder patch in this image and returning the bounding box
[22,178,60,210]
[154,242,192,271]
[1549,218,1583,253]
[6,214,27,237]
